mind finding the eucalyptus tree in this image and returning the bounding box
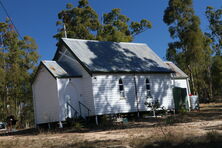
[163,0,212,98]
[97,8,151,42]
[0,20,39,127]
[54,0,100,41]
[54,0,152,43]
[206,6,222,55]
[206,6,222,96]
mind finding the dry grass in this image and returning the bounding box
[130,130,222,148]
[1,103,222,148]
[0,136,124,148]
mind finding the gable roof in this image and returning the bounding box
[60,38,173,74]
[42,60,82,78]
[164,61,188,78]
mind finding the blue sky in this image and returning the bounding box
[0,0,221,61]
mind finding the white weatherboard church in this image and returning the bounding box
[32,38,190,125]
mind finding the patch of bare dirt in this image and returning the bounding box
[0,103,222,148]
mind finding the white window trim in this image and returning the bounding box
[119,78,125,99]
[146,78,152,98]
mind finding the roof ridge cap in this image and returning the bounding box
[62,38,147,45]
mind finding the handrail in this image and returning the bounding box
[67,102,80,118]
[79,101,91,112]
[78,101,90,117]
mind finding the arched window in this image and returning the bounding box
[119,78,125,98]
[146,78,151,98]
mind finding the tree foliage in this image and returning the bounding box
[97,8,151,42]
[211,55,222,96]
[206,7,222,97]
[0,20,39,127]
[54,1,100,41]
[206,6,222,55]
[54,0,152,43]
[163,0,212,98]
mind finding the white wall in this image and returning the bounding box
[137,74,174,111]
[92,73,174,115]
[92,74,136,115]
[174,79,188,89]
[57,78,85,120]
[173,78,190,99]
[32,67,60,124]
[57,47,95,115]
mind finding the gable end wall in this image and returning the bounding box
[32,66,60,124]
[56,46,95,115]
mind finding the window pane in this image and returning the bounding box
[119,79,123,84]
[146,78,151,98]
[146,79,149,84]
[146,85,150,90]
[119,78,125,98]
[146,78,150,90]
[119,84,124,91]
[147,90,151,97]
[120,91,125,97]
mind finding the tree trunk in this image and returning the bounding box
[208,66,213,99]
[188,65,196,95]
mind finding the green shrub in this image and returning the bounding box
[178,105,187,114]
[73,122,84,130]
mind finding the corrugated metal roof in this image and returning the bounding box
[164,61,188,78]
[42,60,81,78]
[62,38,172,73]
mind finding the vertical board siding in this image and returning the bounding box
[92,73,174,116]
[137,74,174,111]
[174,79,188,89]
[57,78,83,120]
[57,47,95,115]
[92,74,137,115]
[32,67,60,124]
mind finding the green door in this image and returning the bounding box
[173,87,188,111]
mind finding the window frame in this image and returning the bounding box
[118,78,125,98]
[145,78,152,98]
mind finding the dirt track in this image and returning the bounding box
[0,103,222,148]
